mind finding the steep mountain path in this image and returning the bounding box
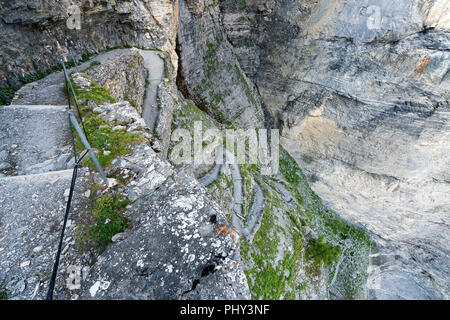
[197,150,266,241]
[0,105,73,176]
[0,104,91,299]
[11,49,136,107]
[138,49,165,132]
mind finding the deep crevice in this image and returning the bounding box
[201,264,216,277]
[175,34,233,125]
[175,35,191,101]
[182,263,218,295]
[175,34,209,116]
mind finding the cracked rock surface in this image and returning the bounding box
[80,170,249,300]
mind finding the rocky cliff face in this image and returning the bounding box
[218,0,450,299]
[176,0,266,128]
[0,0,178,85]
[0,0,448,300]
[174,0,373,300]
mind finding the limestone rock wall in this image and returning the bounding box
[0,0,179,86]
[219,0,450,299]
[176,0,266,128]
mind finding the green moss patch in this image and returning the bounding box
[0,289,8,300]
[73,107,145,169]
[77,192,131,253]
[66,75,146,169]
[306,235,342,266]
[279,147,371,299]
[206,146,371,299]
[0,86,17,106]
[235,65,256,106]
[71,76,116,106]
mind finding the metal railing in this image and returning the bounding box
[46,62,108,300]
[61,63,108,184]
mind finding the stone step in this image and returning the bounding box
[0,169,90,299]
[0,105,74,177]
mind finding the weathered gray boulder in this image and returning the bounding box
[83,50,147,113]
[80,170,249,300]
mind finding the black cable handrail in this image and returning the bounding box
[46,61,107,300]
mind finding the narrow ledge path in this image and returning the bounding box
[196,150,266,241]
[138,49,165,133]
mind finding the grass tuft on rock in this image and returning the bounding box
[66,73,146,168]
[77,192,131,254]
[0,289,8,300]
[71,77,116,106]
[73,107,145,169]
[88,194,130,251]
[306,235,342,266]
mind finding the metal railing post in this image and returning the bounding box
[62,62,79,107]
